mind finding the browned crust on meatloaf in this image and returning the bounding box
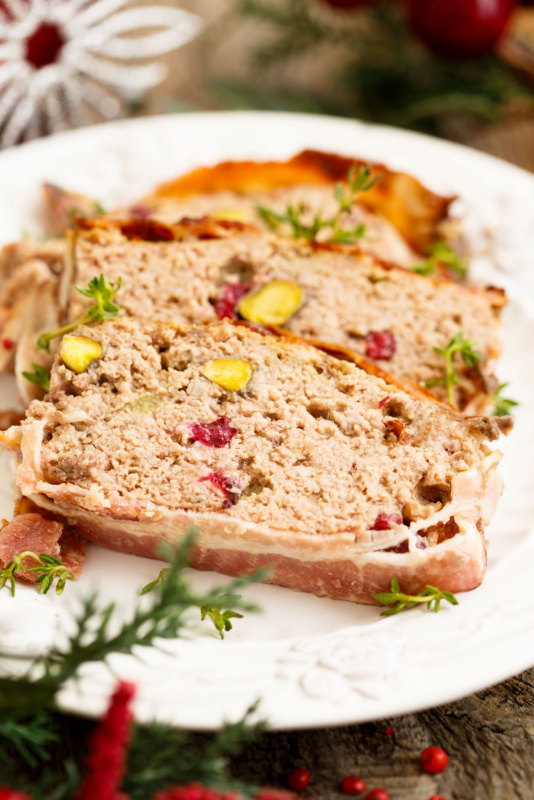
[139,149,454,253]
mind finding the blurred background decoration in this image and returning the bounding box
[0,0,202,147]
[1,0,534,169]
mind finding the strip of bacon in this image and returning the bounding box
[0,512,85,583]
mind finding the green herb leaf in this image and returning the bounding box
[201,593,245,639]
[375,577,458,617]
[411,241,468,278]
[37,274,122,352]
[257,164,379,243]
[22,363,51,392]
[0,551,73,597]
[491,382,519,418]
[425,329,483,407]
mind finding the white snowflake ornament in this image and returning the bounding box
[0,0,203,147]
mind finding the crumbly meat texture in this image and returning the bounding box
[18,319,493,535]
[71,223,504,410]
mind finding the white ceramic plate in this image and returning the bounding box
[0,112,533,731]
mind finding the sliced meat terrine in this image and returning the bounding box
[65,218,504,411]
[2,319,508,603]
[134,148,454,262]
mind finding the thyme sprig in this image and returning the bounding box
[22,363,51,392]
[411,240,468,278]
[425,330,483,406]
[141,552,262,639]
[37,273,122,353]
[374,577,458,617]
[257,164,379,244]
[491,382,519,418]
[0,551,73,597]
[201,594,244,639]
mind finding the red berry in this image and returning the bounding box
[377,395,390,409]
[341,776,366,795]
[0,789,34,800]
[385,726,395,735]
[2,339,14,350]
[365,331,396,360]
[420,746,449,774]
[409,0,515,60]
[428,796,448,800]
[365,791,389,800]
[287,769,310,792]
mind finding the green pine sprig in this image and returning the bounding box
[22,363,51,392]
[425,330,483,406]
[257,164,379,244]
[491,382,519,418]
[124,703,264,800]
[0,533,267,796]
[411,241,468,278]
[141,549,265,639]
[0,551,73,597]
[37,273,122,353]
[374,577,458,617]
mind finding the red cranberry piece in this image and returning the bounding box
[2,339,14,350]
[365,790,389,800]
[213,283,251,321]
[429,796,449,800]
[190,417,237,448]
[341,775,366,795]
[385,726,395,735]
[129,204,152,219]
[287,769,310,792]
[365,331,396,360]
[199,471,240,508]
[372,512,402,531]
[420,746,449,775]
[377,395,390,409]
[409,0,514,60]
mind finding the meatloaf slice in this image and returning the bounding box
[135,149,454,257]
[3,318,506,604]
[69,219,504,412]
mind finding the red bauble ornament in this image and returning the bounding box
[409,0,516,59]
[319,0,375,9]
